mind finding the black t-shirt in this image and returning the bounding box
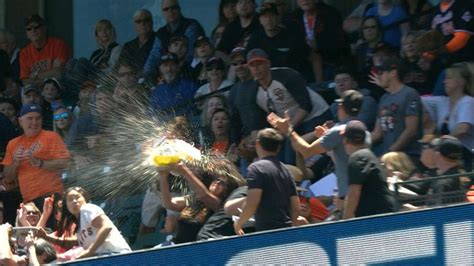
[348,149,396,217]
[196,186,248,240]
[119,35,156,70]
[217,16,262,54]
[428,166,465,205]
[246,156,297,231]
[401,58,442,96]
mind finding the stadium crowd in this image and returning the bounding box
[1,0,474,263]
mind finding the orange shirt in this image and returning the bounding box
[211,139,229,154]
[19,37,71,80]
[2,130,70,202]
[299,196,329,221]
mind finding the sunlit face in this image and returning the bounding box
[236,0,255,17]
[25,23,47,43]
[211,111,230,137]
[402,36,418,59]
[133,13,153,36]
[334,73,357,95]
[0,102,16,120]
[19,112,42,137]
[54,108,71,130]
[209,178,228,197]
[42,83,60,102]
[162,0,181,23]
[66,189,87,217]
[24,205,40,226]
[207,97,225,118]
[159,61,179,83]
[168,40,187,60]
[248,60,271,81]
[223,2,237,21]
[443,72,465,96]
[362,18,379,42]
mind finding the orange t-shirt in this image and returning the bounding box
[19,37,71,80]
[2,130,70,202]
[211,139,229,154]
[299,196,329,221]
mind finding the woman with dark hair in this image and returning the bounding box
[53,106,75,141]
[90,19,122,74]
[355,16,385,75]
[208,108,233,155]
[37,187,130,259]
[211,0,238,47]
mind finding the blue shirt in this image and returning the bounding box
[149,79,198,117]
[365,5,407,48]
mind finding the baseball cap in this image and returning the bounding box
[374,56,401,72]
[431,136,464,161]
[169,35,188,45]
[20,104,42,116]
[159,52,179,64]
[341,120,368,144]
[335,89,363,115]
[25,14,45,27]
[230,47,246,60]
[260,3,279,15]
[206,57,225,70]
[194,35,211,48]
[21,85,40,96]
[246,48,269,64]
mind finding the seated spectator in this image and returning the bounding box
[112,61,141,102]
[53,106,75,142]
[144,0,205,79]
[200,93,229,129]
[342,120,396,219]
[364,0,410,49]
[158,159,244,244]
[20,15,71,86]
[149,53,198,118]
[211,0,238,48]
[0,28,20,83]
[400,0,433,30]
[355,16,385,78]
[37,187,131,259]
[167,36,195,81]
[217,0,261,54]
[430,0,474,64]
[16,202,42,227]
[343,0,375,35]
[41,78,64,130]
[0,97,20,131]
[246,3,310,75]
[118,9,155,70]
[400,31,443,96]
[422,62,474,170]
[90,19,122,74]
[191,36,230,86]
[194,57,233,100]
[330,66,377,130]
[207,108,234,155]
[72,80,96,118]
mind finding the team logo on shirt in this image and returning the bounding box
[273,87,285,101]
[379,104,399,131]
[462,11,473,22]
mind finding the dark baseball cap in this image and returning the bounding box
[335,90,363,115]
[341,120,368,144]
[194,35,211,48]
[159,52,179,64]
[260,3,279,16]
[20,104,42,116]
[374,56,401,72]
[169,35,188,45]
[206,57,225,69]
[230,47,246,60]
[431,136,464,161]
[246,48,269,64]
[25,14,45,27]
[21,85,40,96]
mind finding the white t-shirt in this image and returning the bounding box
[194,79,234,99]
[78,203,131,254]
[422,95,474,151]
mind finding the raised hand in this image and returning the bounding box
[368,70,382,87]
[267,111,291,135]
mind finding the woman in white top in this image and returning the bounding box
[422,62,474,169]
[194,57,233,100]
[38,187,130,259]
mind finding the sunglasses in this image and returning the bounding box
[162,5,179,12]
[134,18,151,24]
[25,25,41,32]
[54,112,69,121]
[231,60,247,66]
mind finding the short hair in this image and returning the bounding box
[133,9,153,20]
[334,65,358,81]
[0,97,19,112]
[35,239,57,263]
[94,19,117,45]
[380,151,416,180]
[257,128,284,152]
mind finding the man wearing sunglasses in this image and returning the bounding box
[20,15,71,87]
[144,0,204,81]
[119,9,156,70]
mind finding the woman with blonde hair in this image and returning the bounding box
[381,151,417,181]
[90,19,122,74]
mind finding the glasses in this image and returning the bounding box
[25,25,41,32]
[134,18,151,24]
[54,112,69,121]
[232,60,247,66]
[162,5,179,12]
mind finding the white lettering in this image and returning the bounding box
[444,221,473,264]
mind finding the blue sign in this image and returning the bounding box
[69,203,474,265]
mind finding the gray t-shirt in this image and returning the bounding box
[376,85,422,156]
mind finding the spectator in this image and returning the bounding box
[422,62,474,170]
[21,84,43,107]
[16,202,43,227]
[330,66,378,130]
[37,187,131,259]
[217,0,261,54]
[430,0,474,64]
[211,0,238,47]
[200,93,229,129]
[400,0,434,30]
[400,31,442,96]
[112,62,140,102]
[20,14,71,86]
[267,89,365,214]
[355,16,385,78]
[246,3,310,75]
[167,36,195,81]
[233,128,301,234]
[195,57,233,99]
[342,120,396,219]
[159,159,244,243]
[207,108,235,155]
[53,106,75,142]
[0,97,20,131]
[365,0,410,49]
[2,104,71,209]
[0,28,20,82]
[90,19,122,74]
[144,0,205,79]
[72,80,96,118]
[41,78,63,130]
[370,56,422,158]
[149,53,198,118]
[343,0,375,35]
[191,35,229,86]
[118,9,155,70]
